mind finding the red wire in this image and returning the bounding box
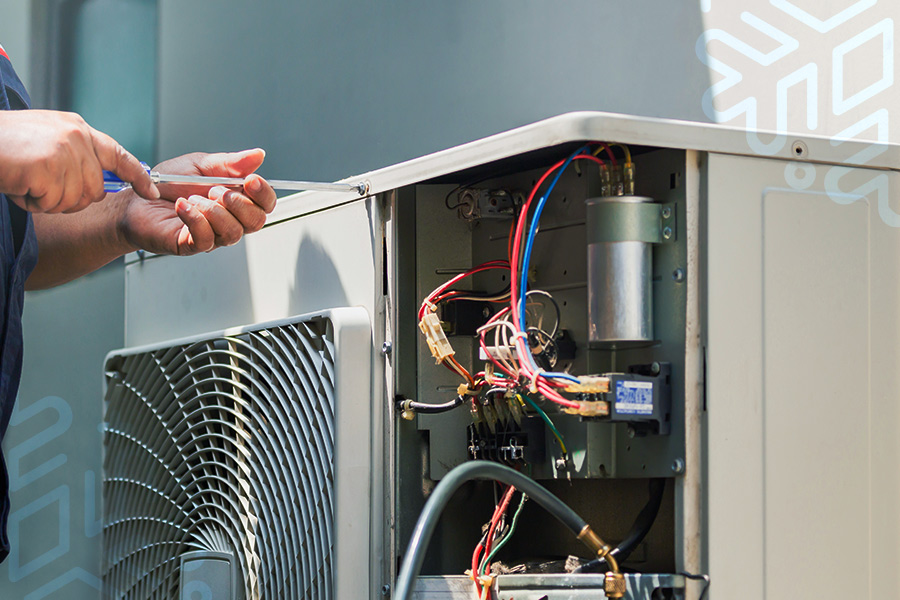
[505,154,603,409]
[481,485,517,579]
[471,541,485,596]
[471,484,518,597]
[510,154,603,329]
[419,261,510,320]
[597,142,617,165]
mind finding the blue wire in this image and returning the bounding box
[517,146,588,384]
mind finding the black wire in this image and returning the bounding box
[445,184,467,209]
[572,478,666,573]
[403,395,466,414]
[443,176,496,210]
[526,327,559,370]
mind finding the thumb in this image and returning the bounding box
[197,148,266,178]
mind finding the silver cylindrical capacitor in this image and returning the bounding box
[586,195,655,347]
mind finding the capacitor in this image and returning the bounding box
[585,195,655,347]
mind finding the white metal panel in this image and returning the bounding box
[707,152,900,598]
[256,111,900,227]
[125,199,378,348]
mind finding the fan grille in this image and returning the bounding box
[103,318,337,599]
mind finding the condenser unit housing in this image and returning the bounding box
[104,112,900,600]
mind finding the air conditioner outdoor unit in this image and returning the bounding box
[102,112,900,600]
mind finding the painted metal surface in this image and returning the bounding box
[706,152,900,598]
[413,574,686,599]
[258,110,900,228]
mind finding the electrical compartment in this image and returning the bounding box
[390,142,689,598]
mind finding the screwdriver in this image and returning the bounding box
[103,163,368,196]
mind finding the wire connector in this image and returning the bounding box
[564,376,610,394]
[562,400,610,417]
[419,312,455,363]
[622,162,635,196]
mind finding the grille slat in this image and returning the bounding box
[103,316,337,599]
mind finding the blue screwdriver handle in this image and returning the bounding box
[103,162,152,193]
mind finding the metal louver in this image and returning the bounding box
[102,309,372,600]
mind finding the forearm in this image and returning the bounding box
[27,192,136,290]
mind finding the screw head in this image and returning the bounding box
[555,458,567,470]
[381,341,392,355]
[661,206,672,219]
[672,268,685,283]
[381,583,391,596]
[662,226,673,240]
[672,458,685,474]
[627,426,636,439]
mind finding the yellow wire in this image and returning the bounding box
[592,142,632,163]
[516,394,567,455]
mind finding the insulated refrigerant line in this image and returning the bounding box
[103,163,369,195]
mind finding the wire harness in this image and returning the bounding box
[392,461,623,600]
[412,143,633,420]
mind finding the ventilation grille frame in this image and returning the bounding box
[101,308,372,600]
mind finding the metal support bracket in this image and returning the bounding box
[587,201,677,244]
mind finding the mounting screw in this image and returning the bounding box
[661,206,672,219]
[651,362,661,375]
[381,583,391,596]
[673,268,685,283]
[672,458,685,474]
[627,426,636,439]
[662,226,673,240]
[381,341,393,355]
[791,140,808,159]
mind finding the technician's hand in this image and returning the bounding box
[0,109,159,213]
[117,148,276,256]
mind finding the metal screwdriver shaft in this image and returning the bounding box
[103,164,369,196]
[153,173,367,195]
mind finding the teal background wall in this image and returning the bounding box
[0,2,710,598]
[156,1,710,180]
[1,267,124,599]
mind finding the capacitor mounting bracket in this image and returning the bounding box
[586,201,677,244]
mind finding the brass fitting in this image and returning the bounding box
[604,571,627,599]
[576,525,606,556]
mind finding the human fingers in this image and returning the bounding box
[190,194,245,246]
[241,174,276,214]
[89,127,160,200]
[219,188,267,234]
[173,197,216,254]
[195,148,266,178]
[53,150,85,214]
[14,161,63,213]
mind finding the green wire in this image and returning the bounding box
[480,492,528,576]
[517,394,567,455]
